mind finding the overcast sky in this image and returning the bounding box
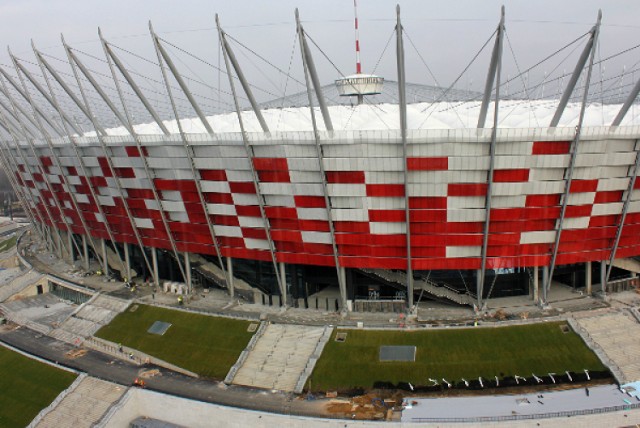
[0,0,639,105]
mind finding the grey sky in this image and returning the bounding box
[0,0,639,106]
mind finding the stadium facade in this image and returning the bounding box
[1,7,640,311]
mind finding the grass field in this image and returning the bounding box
[0,235,17,253]
[0,345,76,427]
[95,304,254,379]
[309,322,606,391]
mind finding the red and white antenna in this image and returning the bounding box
[354,0,362,74]
[336,0,384,104]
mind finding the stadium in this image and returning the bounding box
[1,4,640,314]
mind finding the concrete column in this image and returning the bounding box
[600,261,607,295]
[184,252,192,293]
[124,242,131,280]
[152,248,159,286]
[67,231,74,264]
[585,261,592,295]
[226,257,234,297]
[542,265,549,305]
[532,267,539,303]
[101,238,108,276]
[279,261,287,307]
[82,235,89,271]
[339,266,349,311]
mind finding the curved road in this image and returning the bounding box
[0,325,329,419]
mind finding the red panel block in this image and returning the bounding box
[229,181,256,194]
[97,157,113,177]
[126,188,154,199]
[369,209,405,222]
[594,190,622,204]
[252,157,288,171]
[235,205,261,217]
[570,179,598,193]
[200,169,227,181]
[334,221,369,233]
[526,194,560,207]
[532,140,571,155]
[409,209,447,223]
[264,206,297,219]
[409,197,447,209]
[203,192,233,204]
[407,157,448,171]
[448,183,487,197]
[270,218,300,230]
[125,146,144,157]
[493,169,529,183]
[565,204,592,218]
[271,229,302,242]
[326,171,365,184]
[366,184,405,197]
[212,215,240,227]
[241,227,267,240]
[299,219,330,232]
[258,171,290,183]
[294,195,326,208]
[589,215,619,227]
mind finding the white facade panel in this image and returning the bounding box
[207,204,237,216]
[231,193,260,205]
[520,230,555,244]
[134,217,154,229]
[447,196,485,209]
[297,208,328,220]
[161,200,186,212]
[213,225,243,237]
[327,184,366,197]
[447,208,486,222]
[301,231,332,244]
[566,192,595,206]
[75,193,89,204]
[238,216,264,228]
[369,222,406,235]
[200,181,231,193]
[244,238,270,250]
[330,197,364,209]
[446,246,481,258]
[491,195,526,208]
[592,202,623,216]
[367,197,405,209]
[260,183,294,195]
[226,170,253,181]
[331,209,368,222]
[563,216,590,230]
[597,177,629,191]
[289,170,322,183]
[292,183,324,196]
[264,195,295,206]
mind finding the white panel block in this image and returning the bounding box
[370,222,406,234]
[238,216,264,228]
[331,209,368,222]
[448,196,485,209]
[520,230,555,244]
[95,213,104,223]
[330,197,364,209]
[492,195,526,208]
[567,192,595,206]
[161,190,182,201]
[200,181,231,193]
[232,193,260,205]
[226,170,253,181]
[492,183,527,197]
[145,199,160,211]
[327,184,367,197]
[446,209,486,222]
[366,171,404,184]
[297,208,328,220]
[213,225,243,237]
[168,212,189,222]
[207,204,237,216]
[563,216,590,230]
[260,183,294,195]
[367,197,405,209]
[161,200,186,212]
[301,231,332,244]
[591,202,623,216]
[134,217,154,229]
[289,170,322,183]
[446,246,481,258]
[264,195,295,206]
[597,177,629,191]
[293,183,324,196]
[97,195,115,206]
[244,238,270,250]
[407,183,447,197]
[75,194,89,204]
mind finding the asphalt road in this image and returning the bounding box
[0,325,329,419]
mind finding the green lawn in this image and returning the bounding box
[0,345,77,427]
[0,235,16,253]
[309,322,606,391]
[95,304,254,379]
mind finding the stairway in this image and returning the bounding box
[359,268,475,306]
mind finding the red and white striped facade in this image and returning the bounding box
[7,125,640,272]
